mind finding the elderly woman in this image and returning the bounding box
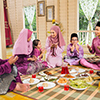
[45,26,66,68]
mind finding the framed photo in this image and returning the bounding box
[46,6,55,22]
[38,1,45,16]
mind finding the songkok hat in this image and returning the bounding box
[96,21,100,27]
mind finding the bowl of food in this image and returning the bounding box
[56,78,68,86]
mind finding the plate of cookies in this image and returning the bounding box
[37,82,56,89]
[23,78,40,85]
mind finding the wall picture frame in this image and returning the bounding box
[38,1,45,17]
[46,6,55,22]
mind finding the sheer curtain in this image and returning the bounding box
[24,5,36,40]
[80,0,98,45]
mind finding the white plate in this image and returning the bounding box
[37,82,56,89]
[56,79,67,86]
[70,68,85,73]
[39,71,47,76]
[77,73,90,78]
[45,76,57,80]
[60,74,76,80]
[23,78,40,85]
[78,69,85,73]
[70,86,87,90]
[69,69,78,76]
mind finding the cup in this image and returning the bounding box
[65,66,69,74]
[38,86,44,92]
[89,70,94,74]
[61,67,65,74]
[32,74,36,78]
[64,85,69,91]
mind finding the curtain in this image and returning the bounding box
[24,5,36,31]
[4,0,12,46]
[24,5,36,41]
[80,0,98,45]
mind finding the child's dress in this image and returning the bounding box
[15,53,45,75]
[64,43,84,65]
[32,48,48,67]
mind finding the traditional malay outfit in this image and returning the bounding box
[32,48,48,67]
[0,59,22,94]
[13,29,43,75]
[45,26,66,68]
[80,22,100,70]
[64,43,84,65]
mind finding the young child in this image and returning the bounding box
[26,39,48,74]
[32,39,48,67]
[0,56,30,94]
[64,33,84,65]
[45,26,66,68]
[80,21,100,70]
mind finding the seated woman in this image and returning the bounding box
[13,29,41,75]
[80,21,100,70]
[0,56,30,94]
[64,33,84,65]
[45,26,66,68]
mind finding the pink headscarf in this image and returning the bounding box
[48,26,66,47]
[13,29,33,55]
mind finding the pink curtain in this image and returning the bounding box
[4,0,12,46]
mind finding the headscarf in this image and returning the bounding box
[48,26,66,47]
[13,29,33,55]
[48,26,66,56]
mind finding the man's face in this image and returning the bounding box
[95,26,100,36]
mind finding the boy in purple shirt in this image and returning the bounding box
[64,33,84,65]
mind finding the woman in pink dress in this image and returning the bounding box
[80,21,100,70]
[45,26,66,68]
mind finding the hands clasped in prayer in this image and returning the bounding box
[70,44,79,53]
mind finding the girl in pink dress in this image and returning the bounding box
[32,39,48,67]
[45,26,66,68]
[80,21,100,70]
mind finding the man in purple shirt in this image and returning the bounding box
[0,56,30,94]
[80,21,100,70]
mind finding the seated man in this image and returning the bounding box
[0,56,30,95]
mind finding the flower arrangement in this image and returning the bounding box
[47,19,64,35]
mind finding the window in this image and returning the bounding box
[78,0,100,45]
[24,5,37,41]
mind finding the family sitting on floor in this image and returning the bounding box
[0,21,100,94]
